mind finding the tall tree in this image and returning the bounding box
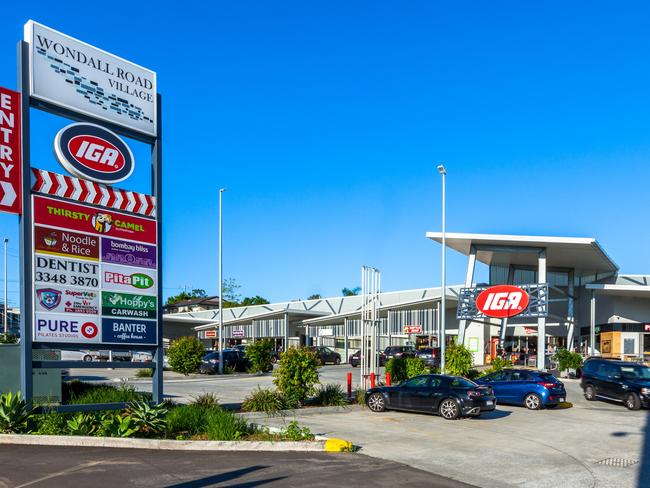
[239,296,271,306]
[166,288,208,305]
[307,294,322,300]
[341,287,361,296]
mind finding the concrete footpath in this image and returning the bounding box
[0,445,474,488]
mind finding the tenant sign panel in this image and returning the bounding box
[24,21,157,137]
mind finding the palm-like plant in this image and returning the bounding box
[126,400,169,436]
[0,391,34,433]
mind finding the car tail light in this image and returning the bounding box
[538,382,555,389]
[468,390,482,398]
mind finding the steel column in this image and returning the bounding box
[499,265,515,346]
[344,318,349,363]
[536,249,547,370]
[283,312,289,351]
[152,94,164,404]
[567,270,575,351]
[590,290,596,356]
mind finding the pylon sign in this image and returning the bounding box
[17,19,164,405]
[0,87,22,215]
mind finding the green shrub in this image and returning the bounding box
[66,413,98,436]
[127,401,168,437]
[385,357,407,383]
[167,336,204,375]
[135,368,154,378]
[313,384,347,407]
[246,340,275,373]
[273,347,320,406]
[283,421,314,441]
[445,344,473,377]
[191,392,219,408]
[405,358,429,379]
[97,412,138,438]
[553,348,583,371]
[487,357,510,373]
[0,333,18,344]
[166,404,214,438]
[241,387,290,415]
[69,384,148,405]
[352,388,366,406]
[34,411,69,435]
[205,408,251,441]
[0,392,34,433]
[466,369,483,381]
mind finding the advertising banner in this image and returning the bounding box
[33,195,157,244]
[102,263,157,295]
[35,286,99,315]
[34,225,99,261]
[0,86,21,215]
[101,237,156,268]
[34,255,99,288]
[34,313,101,343]
[24,21,157,137]
[101,317,156,345]
[102,291,156,319]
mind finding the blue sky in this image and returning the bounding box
[1,1,650,304]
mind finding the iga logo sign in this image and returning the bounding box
[476,285,529,318]
[53,123,134,184]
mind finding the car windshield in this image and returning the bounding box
[449,377,477,389]
[620,365,650,380]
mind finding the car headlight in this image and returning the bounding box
[641,388,650,396]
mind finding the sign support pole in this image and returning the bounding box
[18,40,33,405]
[152,94,163,404]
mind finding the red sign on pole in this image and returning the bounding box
[0,87,22,215]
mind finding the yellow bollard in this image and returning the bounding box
[324,438,353,452]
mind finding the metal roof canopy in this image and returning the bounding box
[425,232,618,277]
[585,284,650,298]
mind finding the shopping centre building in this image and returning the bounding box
[163,233,650,369]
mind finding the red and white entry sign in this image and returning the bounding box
[0,87,21,215]
[476,285,530,319]
[403,325,422,334]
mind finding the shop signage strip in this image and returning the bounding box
[0,86,22,215]
[33,194,157,245]
[32,168,155,217]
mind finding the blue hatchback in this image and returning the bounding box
[476,369,566,410]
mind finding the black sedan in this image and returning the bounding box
[365,374,496,420]
[306,346,341,365]
[349,350,387,367]
[200,349,251,374]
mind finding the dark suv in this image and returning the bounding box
[384,345,417,360]
[580,358,650,410]
[307,346,341,365]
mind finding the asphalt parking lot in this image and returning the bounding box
[67,365,650,488]
[0,445,472,488]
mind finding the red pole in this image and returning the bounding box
[370,372,376,388]
[386,371,391,386]
[347,372,352,398]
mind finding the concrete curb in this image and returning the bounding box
[241,405,359,420]
[0,434,326,451]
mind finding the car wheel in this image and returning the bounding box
[82,354,92,362]
[625,392,641,411]
[524,393,542,410]
[334,356,341,365]
[351,362,358,368]
[439,398,460,420]
[584,384,596,401]
[367,393,386,412]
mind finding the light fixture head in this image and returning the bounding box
[437,165,446,175]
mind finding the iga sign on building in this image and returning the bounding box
[24,21,157,137]
[456,284,548,320]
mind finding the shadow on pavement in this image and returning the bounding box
[164,465,285,488]
[65,376,109,381]
[470,409,511,420]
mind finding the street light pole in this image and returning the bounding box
[3,238,7,335]
[218,188,227,374]
[437,165,447,373]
